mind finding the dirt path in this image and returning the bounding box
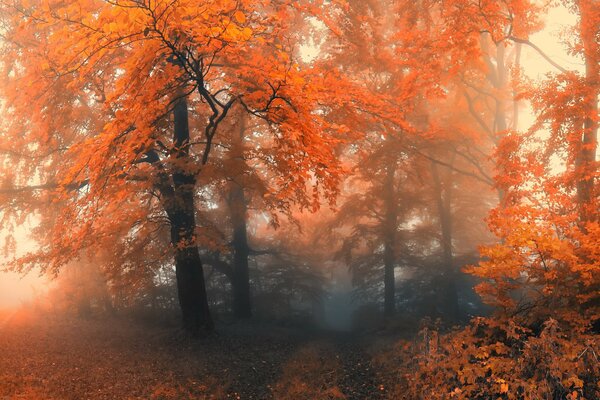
[333,335,387,400]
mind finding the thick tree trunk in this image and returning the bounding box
[512,43,522,131]
[165,93,213,334]
[494,42,508,134]
[383,164,397,317]
[431,161,459,321]
[170,210,213,333]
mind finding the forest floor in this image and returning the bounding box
[0,307,410,400]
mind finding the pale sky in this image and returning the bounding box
[524,5,583,77]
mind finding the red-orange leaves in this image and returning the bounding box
[466,0,599,327]
[387,317,599,400]
[0,0,375,283]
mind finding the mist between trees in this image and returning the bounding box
[0,0,598,399]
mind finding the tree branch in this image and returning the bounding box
[508,36,568,73]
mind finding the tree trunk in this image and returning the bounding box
[170,210,213,334]
[383,240,395,317]
[229,112,252,318]
[431,160,459,321]
[383,164,397,317]
[494,41,508,134]
[577,0,598,224]
[230,183,252,318]
[481,32,511,202]
[161,93,213,334]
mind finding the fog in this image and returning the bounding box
[0,224,48,308]
[0,272,47,308]
[0,2,584,327]
[0,1,597,398]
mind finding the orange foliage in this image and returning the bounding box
[0,0,389,277]
[0,0,597,396]
[467,0,599,325]
[386,317,599,399]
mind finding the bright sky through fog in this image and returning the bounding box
[517,4,583,131]
[0,223,47,308]
[525,5,583,76]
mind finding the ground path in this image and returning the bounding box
[0,309,402,399]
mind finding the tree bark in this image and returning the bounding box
[383,240,395,317]
[481,32,510,202]
[157,93,213,334]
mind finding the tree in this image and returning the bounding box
[309,0,514,321]
[467,0,598,325]
[329,134,429,317]
[0,0,377,334]
[380,2,600,398]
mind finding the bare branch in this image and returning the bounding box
[508,36,568,73]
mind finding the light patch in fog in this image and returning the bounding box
[0,272,48,308]
[321,262,355,331]
[0,221,48,308]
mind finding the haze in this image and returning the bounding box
[0,1,597,399]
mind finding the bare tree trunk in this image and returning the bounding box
[230,182,252,318]
[156,93,213,335]
[431,160,459,321]
[229,112,252,318]
[512,43,522,131]
[383,164,397,317]
[481,32,511,202]
[383,240,395,317]
[577,0,598,224]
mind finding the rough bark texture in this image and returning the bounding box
[172,95,213,333]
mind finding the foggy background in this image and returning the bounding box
[0,2,586,326]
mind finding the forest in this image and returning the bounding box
[0,0,598,399]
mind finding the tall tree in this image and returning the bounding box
[468,0,599,324]
[0,0,378,334]
[330,133,432,316]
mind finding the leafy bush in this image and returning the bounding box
[383,318,599,399]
